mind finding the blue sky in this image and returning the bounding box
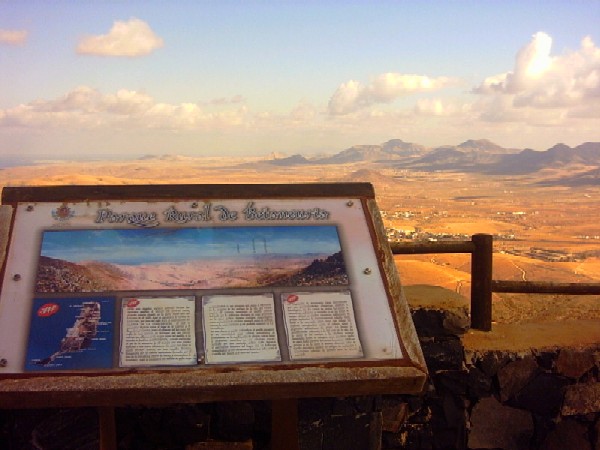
[1,1,598,160]
[40,226,342,264]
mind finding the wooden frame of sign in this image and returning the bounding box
[0,183,426,448]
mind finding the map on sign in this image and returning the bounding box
[25,297,114,371]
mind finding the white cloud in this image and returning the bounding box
[0,87,251,131]
[414,98,471,117]
[474,95,566,126]
[328,80,363,115]
[474,32,600,113]
[76,18,164,57]
[328,73,455,115]
[104,89,156,115]
[475,32,552,94]
[0,29,28,45]
[325,31,599,140]
[289,101,317,124]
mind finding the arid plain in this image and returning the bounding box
[1,152,599,325]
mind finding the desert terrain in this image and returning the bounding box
[2,141,599,325]
[36,252,346,292]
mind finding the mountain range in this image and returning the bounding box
[266,139,600,183]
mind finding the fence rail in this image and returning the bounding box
[390,233,600,331]
[492,280,600,295]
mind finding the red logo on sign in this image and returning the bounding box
[127,298,140,308]
[51,204,74,221]
[37,303,59,317]
[286,294,299,303]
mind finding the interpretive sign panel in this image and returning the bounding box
[282,291,363,360]
[202,294,280,364]
[120,296,196,367]
[0,184,427,407]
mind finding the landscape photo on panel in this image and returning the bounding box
[35,226,349,292]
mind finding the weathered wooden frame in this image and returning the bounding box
[0,183,426,409]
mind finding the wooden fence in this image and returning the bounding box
[390,233,600,331]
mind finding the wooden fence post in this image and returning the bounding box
[470,234,493,331]
[271,398,300,450]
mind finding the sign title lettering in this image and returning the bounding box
[95,209,159,228]
[94,202,331,227]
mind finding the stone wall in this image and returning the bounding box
[380,290,600,450]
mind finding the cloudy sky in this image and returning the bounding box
[41,226,342,264]
[1,1,598,160]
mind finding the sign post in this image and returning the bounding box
[0,183,427,446]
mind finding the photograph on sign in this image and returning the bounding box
[282,291,363,360]
[202,294,281,364]
[35,226,348,292]
[119,296,197,367]
[25,297,115,371]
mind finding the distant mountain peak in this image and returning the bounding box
[547,143,572,152]
[457,139,506,152]
[252,138,598,179]
[266,151,288,160]
[314,138,427,164]
[267,154,310,166]
[458,138,496,147]
[487,142,600,175]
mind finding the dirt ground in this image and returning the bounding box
[403,283,600,352]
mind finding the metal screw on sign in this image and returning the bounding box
[191,202,199,209]
[346,201,354,207]
[26,205,34,212]
[363,268,372,275]
[12,274,21,281]
[0,359,7,368]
